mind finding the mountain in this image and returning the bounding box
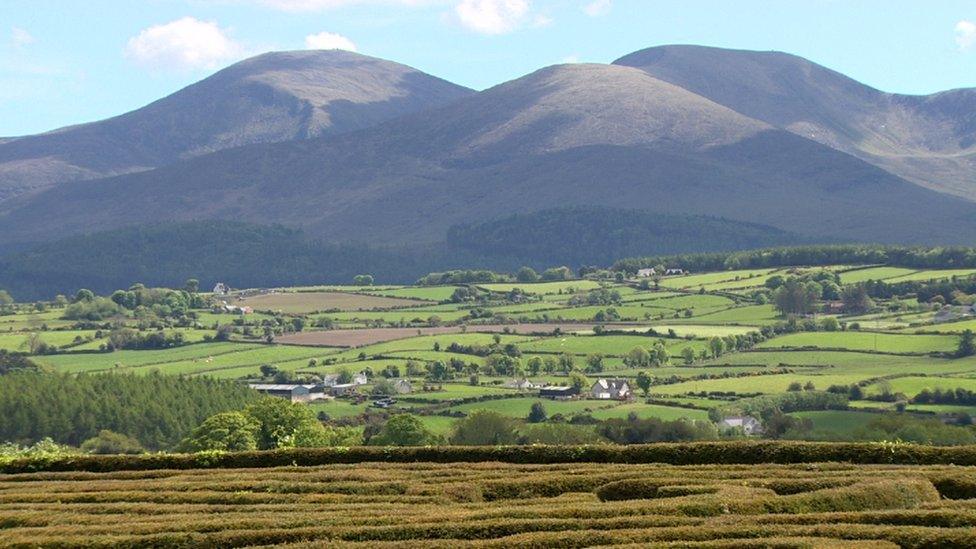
[614,45,976,200]
[2,61,975,251]
[0,50,472,201]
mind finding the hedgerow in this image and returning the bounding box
[4,441,976,473]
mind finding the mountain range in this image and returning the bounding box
[1,44,976,295]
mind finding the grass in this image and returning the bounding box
[658,268,778,289]
[238,291,423,313]
[838,267,919,284]
[477,280,602,295]
[756,331,958,354]
[790,410,881,436]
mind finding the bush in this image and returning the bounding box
[80,430,144,455]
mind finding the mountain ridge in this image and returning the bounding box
[0,49,473,201]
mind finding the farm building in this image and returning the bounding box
[247,383,311,403]
[539,385,578,399]
[392,379,413,394]
[664,268,685,276]
[718,416,764,436]
[591,378,632,400]
[637,268,656,277]
[504,378,538,391]
[329,383,359,397]
[212,282,229,295]
[322,372,369,387]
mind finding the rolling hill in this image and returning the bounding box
[1,61,974,250]
[0,50,472,201]
[614,45,976,200]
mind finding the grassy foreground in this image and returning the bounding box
[2,450,976,547]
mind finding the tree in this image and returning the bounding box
[623,346,650,368]
[259,364,280,378]
[449,410,518,445]
[787,381,803,392]
[516,266,540,283]
[353,274,374,286]
[245,398,320,450]
[841,283,873,314]
[527,356,542,376]
[635,371,652,396]
[370,414,441,446]
[178,412,259,453]
[708,337,725,359]
[527,402,547,423]
[820,317,840,331]
[80,430,144,455]
[585,353,605,373]
[74,289,95,303]
[184,278,200,293]
[773,278,820,316]
[0,289,13,311]
[681,347,696,365]
[569,371,588,392]
[958,329,976,358]
[557,353,575,373]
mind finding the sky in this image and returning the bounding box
[3,0,976,136]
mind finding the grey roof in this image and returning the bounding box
[248,384,307,392]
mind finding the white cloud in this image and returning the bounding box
[560,54,580,64]
[454,0,530,35]
[956,20,976,50]
[124,17,242,71]
[582,0,610,17]
[10,27,35,47]
[304,31,357,51]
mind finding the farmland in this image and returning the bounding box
[4,254,976,449]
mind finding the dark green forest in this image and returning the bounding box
[0,209,819,299]
[0,372,258,449]
[446,207,810,266]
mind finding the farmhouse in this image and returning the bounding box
[719,415,764,436]
[664,268,685,276]
[637,268,656,278]
[247,383,311,403]
[539,385,578,399]
[504,378,538,391]
[212,282,229,295]
[591,378,632,400]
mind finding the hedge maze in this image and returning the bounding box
[2,445,976,547]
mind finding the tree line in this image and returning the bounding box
[0,372,258,450]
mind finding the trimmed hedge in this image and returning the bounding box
[4,441,976,474]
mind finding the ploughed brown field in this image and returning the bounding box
[233,291,427,313]
[275,323,611,347]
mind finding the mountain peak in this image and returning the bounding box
[0,49,472,202]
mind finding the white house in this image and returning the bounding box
[590,378,632,400]
[637,268,656,278]
[719,416,764,436]
[504,378,538,391]
[664,268,685,276]
[213,282,229,295]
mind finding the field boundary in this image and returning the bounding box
[5,441,976,473]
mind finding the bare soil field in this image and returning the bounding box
[276,322,609,347]
[235,291,425,313]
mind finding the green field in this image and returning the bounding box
[756,331,957,354]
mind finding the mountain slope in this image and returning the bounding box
[0,50,472,201]
[2,62,975,250]
[614,44,976,200]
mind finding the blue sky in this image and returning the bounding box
[3,0,976,136]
